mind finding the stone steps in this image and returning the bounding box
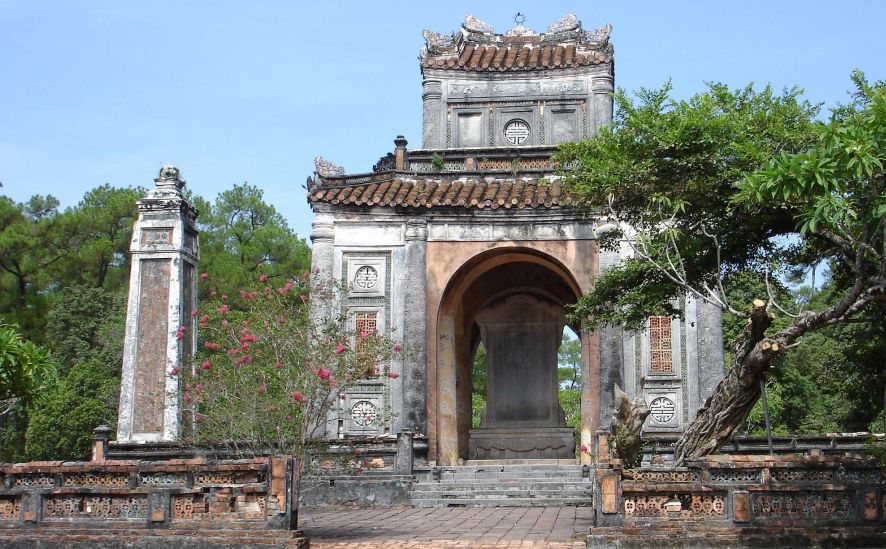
[413,497,592,507]
[411,463,592,507]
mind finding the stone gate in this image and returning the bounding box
[304,14,726,466]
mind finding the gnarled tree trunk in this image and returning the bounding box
[674,300,776,465]
[611,384,651,465]
[675,278,880,464]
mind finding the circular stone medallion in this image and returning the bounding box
[649,397,676,423]
[353,266,379,290]
[504,119,530,145]
[351,401,378,427]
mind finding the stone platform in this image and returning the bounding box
[469,428,576,460]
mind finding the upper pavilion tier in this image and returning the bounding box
[419,13,613,74]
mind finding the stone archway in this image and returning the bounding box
[430,247,600,465]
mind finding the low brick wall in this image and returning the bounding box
[590,450,886,547]
[0,457,290,529]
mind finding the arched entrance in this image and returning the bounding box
[431,247,599,465]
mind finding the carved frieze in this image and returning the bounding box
[752,492,854,519]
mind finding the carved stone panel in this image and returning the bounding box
[346,258,386,298]
[132,258,171,434]
[140,228,173,246]
[344,393,384,434]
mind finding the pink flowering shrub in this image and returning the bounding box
[183,270,402,465]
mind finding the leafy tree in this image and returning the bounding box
[196,183,311,300]
[0,196,68,340]
[57,185,142,289]
[24,359,118,460]
[558,333,582,388]
[45,285,125,374]
[0,322,55,417]
[21,285,125,460]
[0,322,56,462]
[558,74,886,464]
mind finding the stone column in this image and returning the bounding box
[309,213,337,438]
[116,166,199,443]
[591,73,614,136]
[697,300,726,405]
[310,213,335,277]
[395,430,414,474]
[403,219,428,433]
[422,79,443,149]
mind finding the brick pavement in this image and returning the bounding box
[301,506,591,548]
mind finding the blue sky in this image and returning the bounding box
[1,1,883,241]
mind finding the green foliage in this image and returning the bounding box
[431,153,444,171]
[196,183,311,301]
[471,343,486,396]
[25,360,118,461]
[741,72,886,239]
[740,274,886,435]
[0,186,140,342]
[45,285,124,374]
[0,322,56,415]
[0,195,66,340]
[21,284,125,461]
[57,185,142,289]
[471,393,485,429]
[558,333,582,388]
[557,81,819,328]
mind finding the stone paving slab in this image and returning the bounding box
[302,506,590,548]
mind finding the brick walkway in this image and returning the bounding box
[301,506,591,548]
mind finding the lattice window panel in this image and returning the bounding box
[476,158,552,171]
[648,316,673,373]
[355,311,378,351]
[0,497,21,521]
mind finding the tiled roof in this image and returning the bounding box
[420,43,611,72]
[309,176,575,210]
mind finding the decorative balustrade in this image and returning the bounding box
[594,448,885,530]
[0,457,288,528]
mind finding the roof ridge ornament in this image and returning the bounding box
[314,156,345,177]
[422,29,454,50]
[463,15,493,34]
[154,164,185,190]
[505,12,536,37]
[584,23,613,47]
[547,13,581,34]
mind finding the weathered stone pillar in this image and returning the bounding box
[422,79,443,148]
[403,218,428,433]
[395,430,414,474]
[310,213,335,277]
[309,213,337,438]
[697,300,726,406]
[591,74,614,135]
[117,166,198,443]
[92,425,111,462]
[394,135,408,170]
